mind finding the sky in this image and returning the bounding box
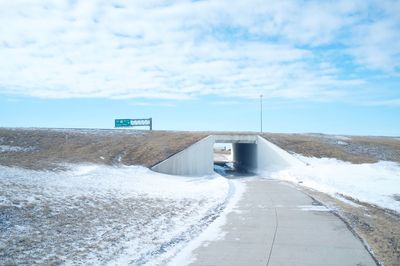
[0,0,399,135]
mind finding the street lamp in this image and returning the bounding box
[260,94,263,133]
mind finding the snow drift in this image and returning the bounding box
[265,155,400,213]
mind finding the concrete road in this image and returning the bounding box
[189,178,377,266]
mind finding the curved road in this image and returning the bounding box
[189,178,377,266]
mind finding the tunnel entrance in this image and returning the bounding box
[152,134,302,177]
[213,141,257,178]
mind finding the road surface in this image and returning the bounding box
[189,178,377,266]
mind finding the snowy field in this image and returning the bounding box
[0,165,233,265]
[1,150,399,265]
[269,155,400,213]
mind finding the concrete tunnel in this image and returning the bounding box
[151,135,302,176]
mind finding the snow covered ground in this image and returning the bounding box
[1,152,399,265]
[0,145,34,153]
[0,164,232,265]
[267,155,400,213]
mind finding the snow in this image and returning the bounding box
[265,155,400,213]
[298,205,330,211]
[0,164,231,265]
[305,133,351,141]
[0,145,34,152]
[2,127,149,136]
[48,127,148,136]
[333,135,351,141]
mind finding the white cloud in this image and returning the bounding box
[210,100,247,106]
[0,0,398,100]
[129,101,176,107]
[348,19,400,72]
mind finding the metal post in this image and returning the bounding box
[260,94,263,133]
[149,118,152,131]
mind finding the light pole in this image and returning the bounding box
[260,94,263,133]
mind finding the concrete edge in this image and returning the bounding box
[150,135,214,169]
[292,183,381,266]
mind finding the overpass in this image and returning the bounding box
[152,135,302,176]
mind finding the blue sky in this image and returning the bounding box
[0,0,399,135]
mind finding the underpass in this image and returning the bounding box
[154,134,377,265]
[152,135,302,176]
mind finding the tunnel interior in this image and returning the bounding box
[213,141,258,177]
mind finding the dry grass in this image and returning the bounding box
[262,133,400,164]
[1,129,398,170]
[0,128,207,170]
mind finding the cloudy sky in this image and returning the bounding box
[0,0,399,135]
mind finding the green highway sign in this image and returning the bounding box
[115,118,153,130]
[115,119,132,127]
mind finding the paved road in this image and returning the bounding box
[189,178,376,266]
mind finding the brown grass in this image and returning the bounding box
[0,128,207,170]
[262,133,400,163]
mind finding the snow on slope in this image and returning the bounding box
[0,164,230,265]
[267,155,400,213]
[0,145,34,153]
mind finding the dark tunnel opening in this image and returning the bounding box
[213,142,258,178]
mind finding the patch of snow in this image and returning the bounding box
[333,135,351,141]
[265,155,400,213]
[336,140,348,145]
[298,205,330,211]
[0,195,12,206]
[335,194,363,208]
[0,145,34,153]
[304,133,351,141]
[0,164,230,265]
[48,128,148,136]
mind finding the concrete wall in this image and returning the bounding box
[215,135,257,143]
[256,136,303,173]
[152,135,303,176]
[151,135,215,176]
[233,143,258,172]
